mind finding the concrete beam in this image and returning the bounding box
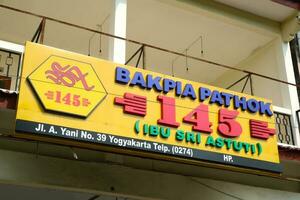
[0,110,300,197]
[281,12,300,42]
[0,149,299,200]
[159,0,281,37]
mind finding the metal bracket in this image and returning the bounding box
[125,45,145,68]
[226,73,254,95]
[31,18,46,44]
[171,35,204,76]
[88,195,100,200]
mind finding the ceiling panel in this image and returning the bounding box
[215,0,296,22]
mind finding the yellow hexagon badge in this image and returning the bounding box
[28,55,107,117]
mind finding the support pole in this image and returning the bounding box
[40,18,46,44]
[109,0,127,64]
[249,74,254,95]
[135,45,144,68]
[226,74,254,95]
[226,74,249,90]
[125,45,143,65]
[31,18,46,44]
[241,75,250,93]
[142,45,145,69]
[31,20,43,43]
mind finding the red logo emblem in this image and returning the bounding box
[45,62,95,91]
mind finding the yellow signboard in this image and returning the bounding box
[16,42,281,173]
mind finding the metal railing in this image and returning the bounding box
[274,112,295,145]
[1,4,300,89]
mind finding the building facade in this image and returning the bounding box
[0,0,300,199]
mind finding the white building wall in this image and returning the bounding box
[213,38,284,107]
